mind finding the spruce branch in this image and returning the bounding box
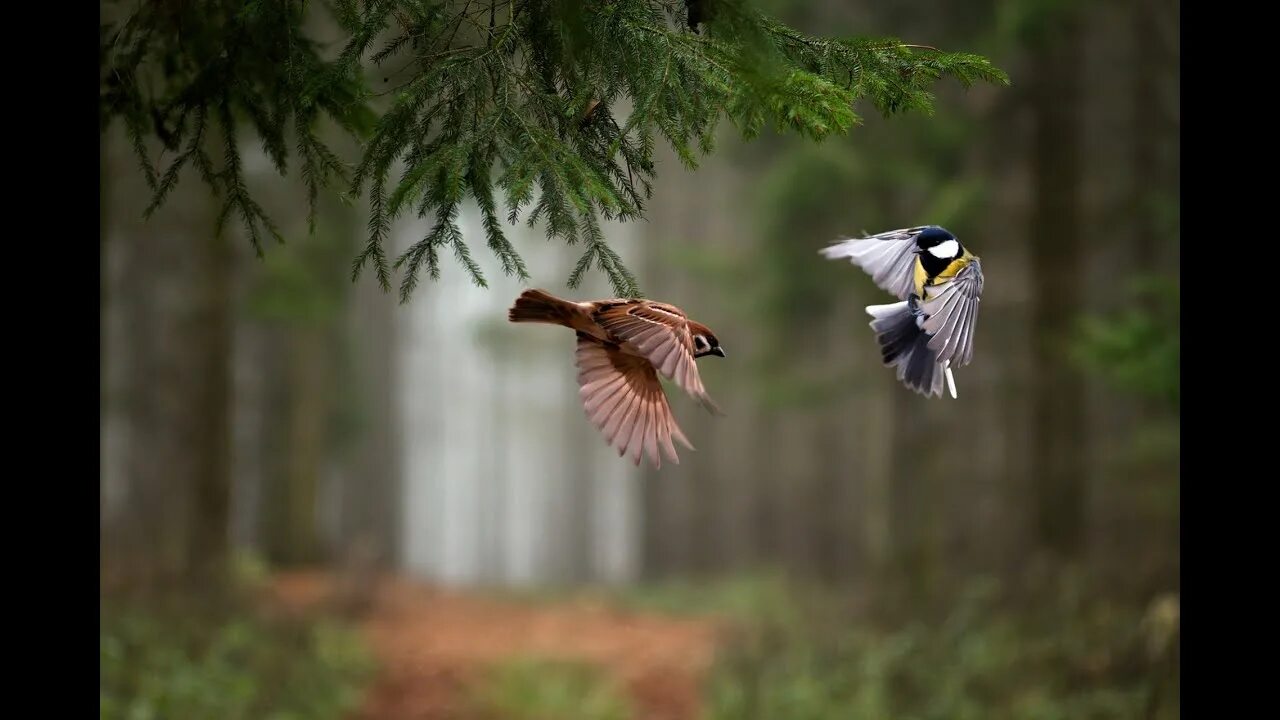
[102,0,1008,302]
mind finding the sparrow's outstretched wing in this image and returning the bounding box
[820,226,927,300]
[591,301,720,414]
[921,259,983,369]
[574,336,694,468]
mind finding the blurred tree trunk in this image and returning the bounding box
[186,189,234,588]
[256,186,362,569]
[343,276,402,569]
[860,374,894,577]
[1131,0,1179,280]
[889,391,936,591]
[119,171,170,588]
[256,309,343,571]
[1121,0,1178,589]
[260,339,293,563]
[562,404,593,582]
[107,130,200,590]
[1132,0,1165,260]
[283,325,328,564]
[1029,19,1087,559]
[100,141,109,534]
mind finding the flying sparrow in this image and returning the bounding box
[508,289,725,468]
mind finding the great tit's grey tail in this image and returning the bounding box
[865,300,955,399]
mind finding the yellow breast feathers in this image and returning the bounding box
[914,251,976,299]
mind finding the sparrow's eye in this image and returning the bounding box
[694,335,710,353]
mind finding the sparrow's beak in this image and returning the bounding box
[711,347,726,358]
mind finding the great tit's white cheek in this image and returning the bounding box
[927,240,959,259]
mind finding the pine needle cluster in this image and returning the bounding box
[101,0,1008,300]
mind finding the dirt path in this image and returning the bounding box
[269,573,723,720]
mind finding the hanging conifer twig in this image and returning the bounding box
[101,0,1008,300]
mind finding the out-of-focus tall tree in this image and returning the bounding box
[1026,11,1086,559]
[102,132,234,590]
[244,190,362,566]
[186,135,236,587]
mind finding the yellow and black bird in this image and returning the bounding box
[821,225,984,399]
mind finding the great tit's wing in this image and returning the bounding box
[819,226,927,300]
[921,258,984,369]
[867,299,949,398]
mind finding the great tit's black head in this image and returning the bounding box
[915,226,962,260]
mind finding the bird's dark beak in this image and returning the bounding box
[711,347,726,358]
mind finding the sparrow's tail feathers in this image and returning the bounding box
[509,289,577,326]
[866,301,949,398]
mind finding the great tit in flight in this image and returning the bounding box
[821,225,984,399]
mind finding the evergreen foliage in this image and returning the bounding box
[102,0,1008,300]
[100,0,376,253]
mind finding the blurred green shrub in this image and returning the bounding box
[1072,276,1179,412]
[608,570,806,629]
[100,598,373,720]
[469,657,633,720]
[664,572,1179,720]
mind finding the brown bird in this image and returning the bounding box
[508,289,725,468]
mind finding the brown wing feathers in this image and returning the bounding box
[591,303,720,414]
[575,336,693,467]
[509,292,715,469]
